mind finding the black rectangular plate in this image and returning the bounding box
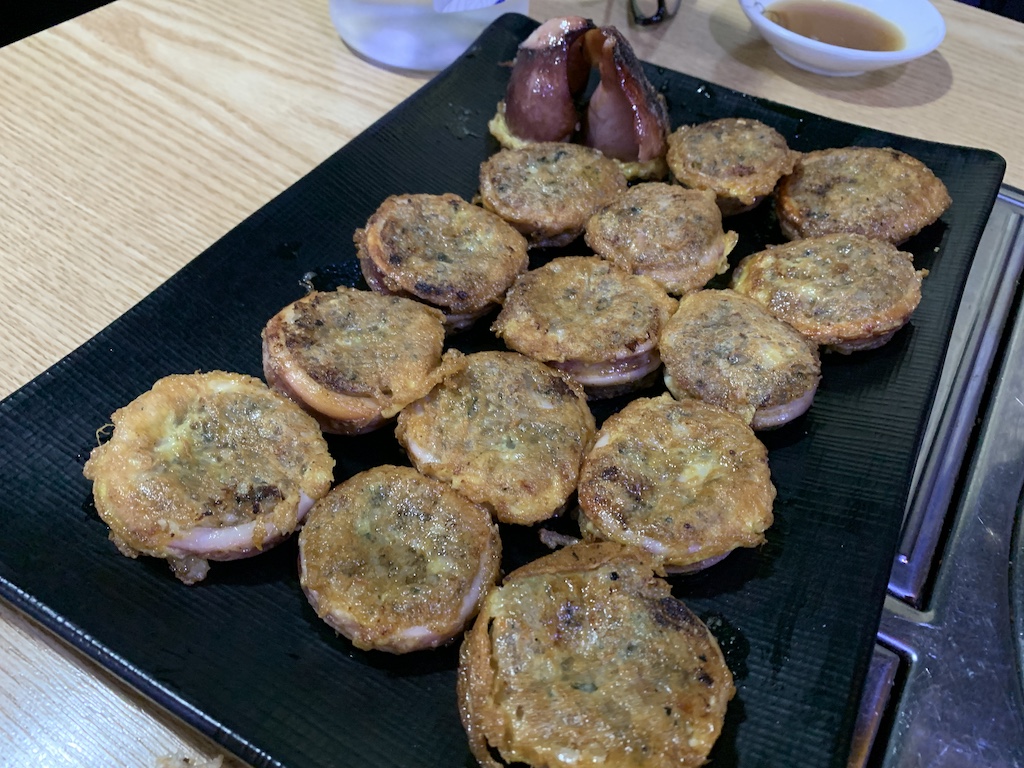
[0,14,1005,768]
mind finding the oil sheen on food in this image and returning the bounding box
[764,0,905,52]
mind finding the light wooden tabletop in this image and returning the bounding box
[1,0,1021,764]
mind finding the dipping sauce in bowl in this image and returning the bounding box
[738,0,945,76]
[763,0,904,52]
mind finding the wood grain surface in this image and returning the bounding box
[0,0,1020,764]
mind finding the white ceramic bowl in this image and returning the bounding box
[738,0,946,76]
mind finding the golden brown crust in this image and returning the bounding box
[353,193,528,329]
[261,287,455,435]
[82,371,334,583]
[577,394,775,568]
[775,146,951,243]
[492,256,677,398]
[666,118,800,215]
[395,350,596,525]
[730,233,926,352]
[478,142,628,248]
[584,182,738,296]
[660,289,821,427]
[458,541,734,768]
[298,465,501,654]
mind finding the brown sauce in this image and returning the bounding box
[763,0,905,52]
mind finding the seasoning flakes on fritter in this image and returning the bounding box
[492,256,677,399]
[775,146,952,243]
[577,393,775,571]
[584,182,738,296]
[458,541,735,768]
[299,465,501,654]
[262,287,456,435]
[660,289,821,429]
[730,233,927,353]
[396,350,596,525]
[478,142,628,248]
[82,371,335,584]
[666,117,800,215]
[354,192,528,331]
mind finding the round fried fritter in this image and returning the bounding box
[775,146,951,243]
[298,465,501,654]
[82,371,335,584]
[395,350,596,525]
[730,233,926,353]
[666,117,800,215]
[478,142,628,248]
[354,193,529,331]
[660,289,821,429]
[492,256,677,399]
[577,393,775,570]
[584,182,738,296]
[458,541,735,768]
[262,287,456,435]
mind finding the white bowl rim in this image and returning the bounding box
[739,0,946,61]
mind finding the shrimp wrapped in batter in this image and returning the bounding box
[396,351,596,525]
[83,371,334,584]
[458,541,734,768]
[666,117,800,215]
[731,233,926,353]
[660,289,821,429]
[577,394,775,571]
[585,182,738,296]
[299,465,501,654]
[262,287,455,435]
[774,146,951,243]
[355,193,528,331]
[478,143,627,248]
[492,256,676,399]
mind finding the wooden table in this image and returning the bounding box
[1,0,1021,764]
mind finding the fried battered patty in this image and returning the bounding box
[262,287,455,435]
[395,351,596,525]
[584,182,738,296]
[478,142,628,248]
[730,233,926,353]
[354,193,529,331]
[82,371,335,584]
[660,289,821,429]
[458,541,734,768]
[577,393,775,570]
[492,256,677,399]
[298,465,501,654]
[666,117,800,215]
[775,146,951,243]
